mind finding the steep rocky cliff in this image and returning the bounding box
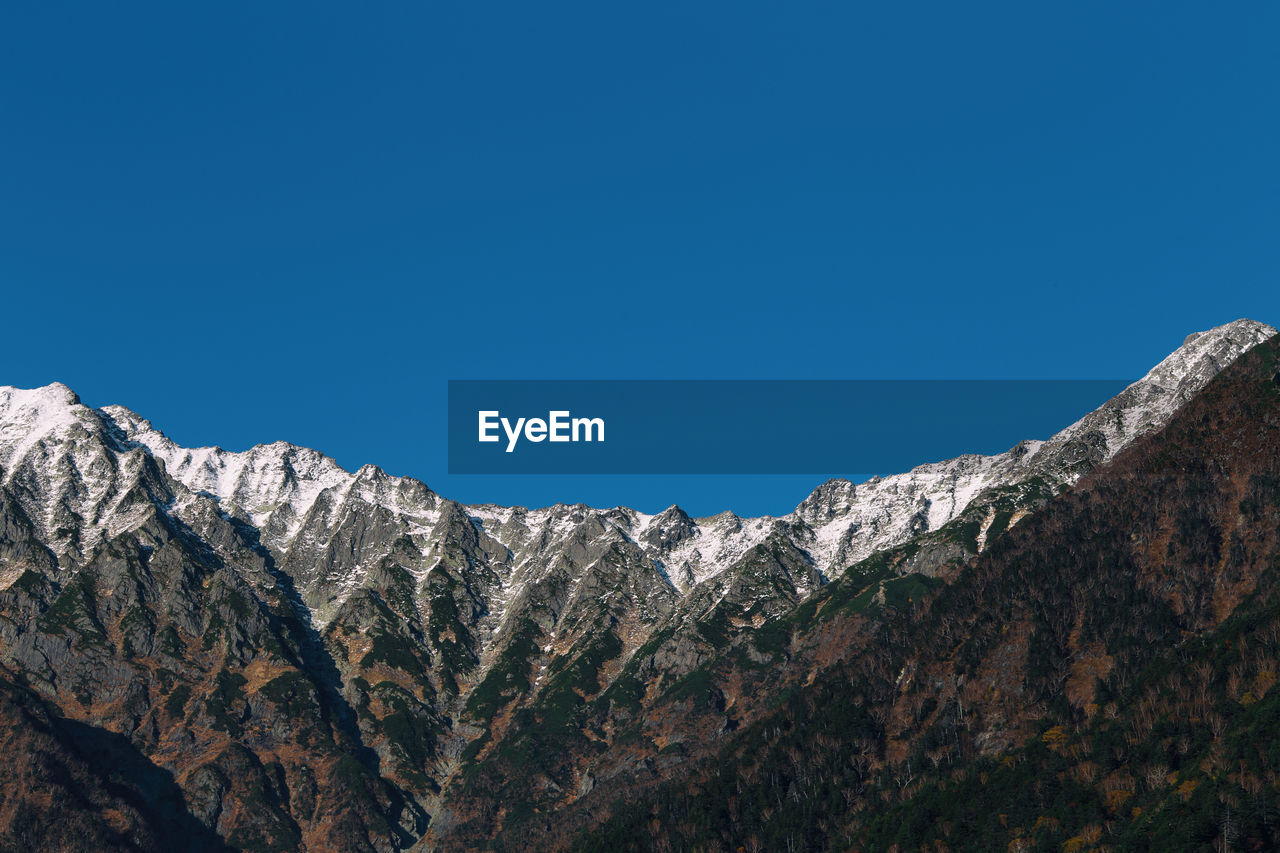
[0,319,1274,851]
[568,327,1280,852]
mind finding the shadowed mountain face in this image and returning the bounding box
[0,662,229,853]
[0,319,1276,851]
[556,335,1280,852]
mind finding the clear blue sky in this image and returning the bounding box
[2,2,1276,516]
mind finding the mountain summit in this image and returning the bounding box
[0,318,1275,850]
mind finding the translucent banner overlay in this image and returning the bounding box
[447,380,1131,475]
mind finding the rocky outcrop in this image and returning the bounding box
[555,325,1280,853]
[0,319,1274,850]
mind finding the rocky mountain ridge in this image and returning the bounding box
[567,324,1280,852]
[0,317,1274,851]
[5,319,1270,599]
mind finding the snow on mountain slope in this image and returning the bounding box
[97,407,366,549]
[0,318,1273,618]
[0,383,173,562]
[790,318,1277,574]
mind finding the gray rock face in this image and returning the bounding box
[4,320,1275,691]
[790,318,1277,574]
[0,318,1273,845]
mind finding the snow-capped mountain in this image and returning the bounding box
[1,319,1271,619]
[791,318,1278,573]
[0,318,1270,718]
[0,318,1275,850]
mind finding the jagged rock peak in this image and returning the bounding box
[794,478,858,521]
[786,318,1276,575]
[1179,317,1274,350]
[0,318,1273,594]
[1139,318,1275,395]
[639,505,697,549]
[0,383,94,471]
